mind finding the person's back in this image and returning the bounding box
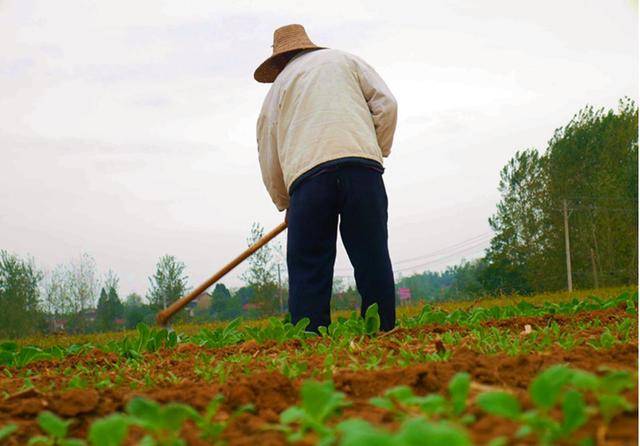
[264,48,392,194]
[255,24,397,332]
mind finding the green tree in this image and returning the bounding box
[208,283,243,320]
[96,288,110,330]
[125,292,144,306]
[95,271,124,331]
[482,149,548,294]
[545,98,638,288]
[241,223,280,316]
[483,98,638,294]
[147,255,189,310]
[0,251,43,338]
[123,292,151,329]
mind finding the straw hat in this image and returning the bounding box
[254,24,325,83]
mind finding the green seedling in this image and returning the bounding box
[105,323,178,359]
[318,304,381,339]
[337,417,471,446]
[28,411,85,446]
[587,328,617,350]
[194,395,226,441]
[0,424,18,441]
[126,397,199,446]
[245,317,313,343]
[571,369,636,423]
[279,380,350,445]
[194,317,244,348]
[67,376,88,390]
[476,364,636,445]
[0,343,53,368]
[87,414,129,446]
[370,372,473,424]
[193,394,253,442]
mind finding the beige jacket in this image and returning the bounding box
[256,48,398,211]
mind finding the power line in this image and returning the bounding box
[334,231,493,273]
[393,240,489,273]
[392,233,492,265]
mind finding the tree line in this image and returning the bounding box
[398,98,638,300]
[0,251,192,338]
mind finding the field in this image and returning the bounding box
[0,287,637,446]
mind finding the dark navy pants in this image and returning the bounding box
[287,164,396,332]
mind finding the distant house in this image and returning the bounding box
[188,292,212,316]
[195,292,212,310]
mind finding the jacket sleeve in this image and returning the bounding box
[257,112,289,211]
[354,56,398,157]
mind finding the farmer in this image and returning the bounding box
[255,24,398,332]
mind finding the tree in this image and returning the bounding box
[241,223,281,316]
[482,149,548,294]
[41,264,73,316]
[241,223,277,286]
[209,283,231,317]
[208,283,243,320]
[64,253,100,333]
[123,292,151,329]
[96,271,124,331]
[545,99,638,288]
[483,98,638,294]
[96,288,110,330]
[147,255,189,309]
[0,251,43,338]
[331,286,360,311]
[125,292,144,306]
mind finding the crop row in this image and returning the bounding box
[1,363,635,446]
[1,322,631,397]
[1,292,636,369]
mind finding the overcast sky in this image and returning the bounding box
[1,0,637,299]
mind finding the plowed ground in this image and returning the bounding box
[1,306,637,445]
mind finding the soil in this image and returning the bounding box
[0,306,636,445]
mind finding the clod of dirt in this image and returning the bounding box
[50,388,99,416]
[222,371,296,414]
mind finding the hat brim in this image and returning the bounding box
[254,46,325,83]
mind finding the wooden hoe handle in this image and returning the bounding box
[156,221,288,326]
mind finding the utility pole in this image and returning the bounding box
[563,199,573,292]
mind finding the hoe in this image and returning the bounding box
[156,221,287,327]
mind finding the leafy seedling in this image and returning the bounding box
[28,411,85,446]
[195,318,244,348]
[477,365,595,446]
[87,414,129,446]
[193,394,252,441]
[279,380,350,445]
[370,373,473,424]
[318,304,381,339]
[0,424,18,442]
[337,417,471,446]
[126,397,199,446]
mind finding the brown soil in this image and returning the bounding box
[0,306,637,445]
